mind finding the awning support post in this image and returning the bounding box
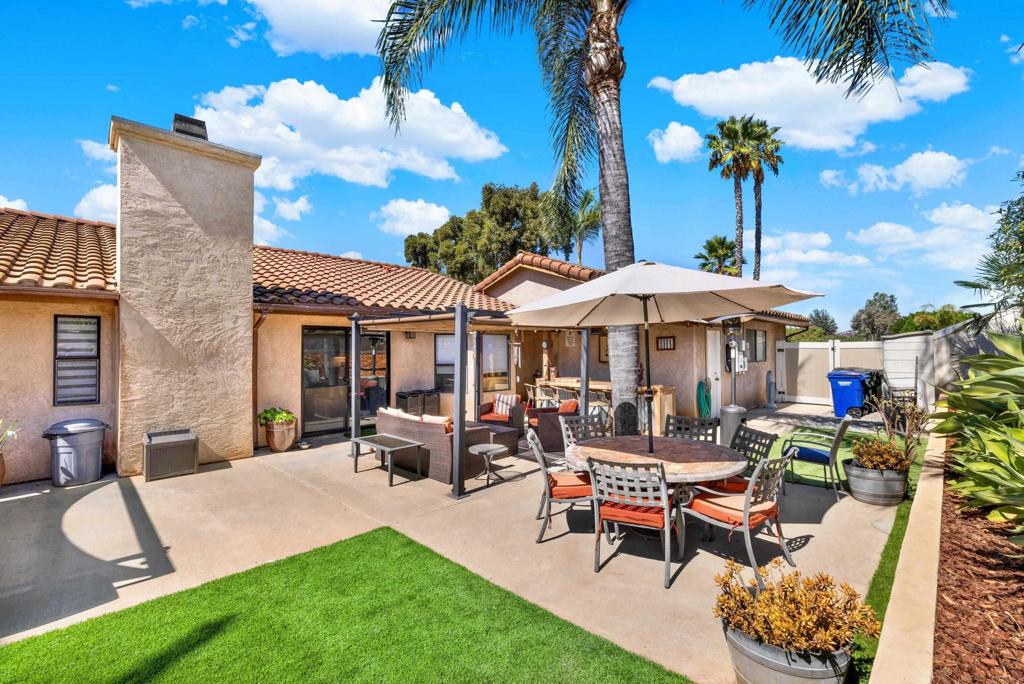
[472,331,482,420]
[451,304,469,499]
[579,329,590,419]
[350,313,362,469]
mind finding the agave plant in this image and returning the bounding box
[932,326,1024,546]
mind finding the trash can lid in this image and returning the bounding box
[43,418,109,438]
[828,368,873,379]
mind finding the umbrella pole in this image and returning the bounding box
[642,297,655,454]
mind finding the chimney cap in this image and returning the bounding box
[172,114,208,140]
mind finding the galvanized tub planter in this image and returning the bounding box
[842,458,908,506]
[723,624,852,684]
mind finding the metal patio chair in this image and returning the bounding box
[559,413,607,451]
[686,447,797,589]
[781,415,853,501]
[587,456,684,589]
[527,429,592,543]
[664,415,718,442]
[703,425,779,494]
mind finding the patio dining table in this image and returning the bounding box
[565,435,747,502]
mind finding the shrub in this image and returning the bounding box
[714,559,880,653]
[933,327,1024,546]
[852,437,910,472]
[258,407,297,426]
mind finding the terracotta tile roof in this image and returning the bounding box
[473,250,603,292]
[253,245,511,312]
[753,309,811,325]
[0,208,117,290]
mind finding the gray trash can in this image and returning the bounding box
[43,419,108,487]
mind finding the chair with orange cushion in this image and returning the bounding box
[559,413,606,451]
[684,447,796,589]
[586,457,685,589]
[702,425,778,494]
[527,429,593,544]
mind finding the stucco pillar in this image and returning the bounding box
[109,117,262,474]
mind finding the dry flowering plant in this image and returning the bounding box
[713,559,879,654]
[851,396,927,472]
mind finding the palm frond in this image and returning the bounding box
[745,0,949,96]
[378,1,537,128]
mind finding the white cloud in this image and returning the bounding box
[0,194,28,211]
[227,21,258,48]
[273,195,312,221]
[372,198,450,236]
[195,77,506,190]
[987,145,1011,157]
[245,0,390,58]
[340,251,363,259]
[847,201,999,270]
[761,231,833,252]
[182,15,200,30]
[105,84,119,93]
[836,141,878,158]
[819,169,845,189]
[74,184,118,222]
[758,231,870,291]
[649,57,969,151]
[253,191,289,244]
[854,150,968,195]
[647,122,702,163]
[1002,35,1024,66]
[78,139,116,165]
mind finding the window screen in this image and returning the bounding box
[481,334,510,392]
[435,334,456,391]
[745,329,767,363]
[54,316,100,405]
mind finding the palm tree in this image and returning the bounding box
[749,121,784,280]
[706,116,757,277]
[572,189,602,264]
[694,235,741,275]
[542,187,601,264]
[377,0,950,424]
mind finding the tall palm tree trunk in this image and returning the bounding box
[587,1,638,429]
[733,174,744,278]
[576,238,584,265]
[753,177,763,280]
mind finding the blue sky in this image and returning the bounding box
[2,1,1023,327]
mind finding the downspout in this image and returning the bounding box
[252,307,270,449]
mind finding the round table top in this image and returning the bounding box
[469,443,508,456]
[565,435,747,484]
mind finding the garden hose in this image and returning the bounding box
[697,378,712,418]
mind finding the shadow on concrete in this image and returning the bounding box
[0,476,174,639]
[119,615,235,684]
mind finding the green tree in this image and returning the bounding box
[404,183,550,283]
[706,115,758,278]
[749,121,784,280]
[788,325,832,342]
[851,293,901,340]
[378,0,951,421]
[544,188,602,264]
[808,308,838,335]
[957,170,1024,318]
[894,304,973,333]
[694,235,741,275]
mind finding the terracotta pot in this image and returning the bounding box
[264,422,297,453]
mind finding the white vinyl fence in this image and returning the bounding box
[775,340,883,405]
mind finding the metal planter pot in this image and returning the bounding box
[265,422,297,453]
[842,458,908,506]
[723,625,851,684]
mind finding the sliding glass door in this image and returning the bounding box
[301,327,349,436]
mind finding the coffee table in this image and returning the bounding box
[351,433,424,487]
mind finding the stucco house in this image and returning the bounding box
[0,115,807,485]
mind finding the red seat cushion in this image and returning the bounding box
[599,500,669,528]
[557,400,579,415]
[549,471,592,499]
[479,412,509,423]
[701,476,750,494]
[689,493,777,529]
[528,417,539,428]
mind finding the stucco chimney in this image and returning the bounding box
[108,116,262,475]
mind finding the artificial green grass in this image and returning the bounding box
[767,427,925,683]
[0,528,687,684]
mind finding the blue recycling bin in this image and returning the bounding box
[827,369,871,418]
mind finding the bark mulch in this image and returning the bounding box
[933,474,1024,683]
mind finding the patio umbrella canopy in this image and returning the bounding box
[507,261,819,452]
[506,261,816,327]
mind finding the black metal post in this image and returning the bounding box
[579,329,590,418]
[350,313,362,469]
[472,331,482,421]
[642,298,655,454]
[451,304,468,498]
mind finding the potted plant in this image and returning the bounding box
[843,397,925,506]
[715,559,880,684]
[0,419,17,489]
[258,408,297,453]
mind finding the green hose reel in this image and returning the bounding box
[697,378,712,418]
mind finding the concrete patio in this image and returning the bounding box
[0,404,896,684]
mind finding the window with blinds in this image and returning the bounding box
[54,316,100,405]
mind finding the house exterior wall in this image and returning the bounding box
[482,269,581,307]
[0,297,118,484]
[721,321,783,409]
[113,119,259,473]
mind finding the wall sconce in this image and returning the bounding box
[404,331,416,339]
[541,339,549,350]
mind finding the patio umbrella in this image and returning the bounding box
[506,261,819,453]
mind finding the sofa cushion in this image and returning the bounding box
[421,413,453,433]
[558,399,578,415]
[494,393,519,416]
[480,412,509,423]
